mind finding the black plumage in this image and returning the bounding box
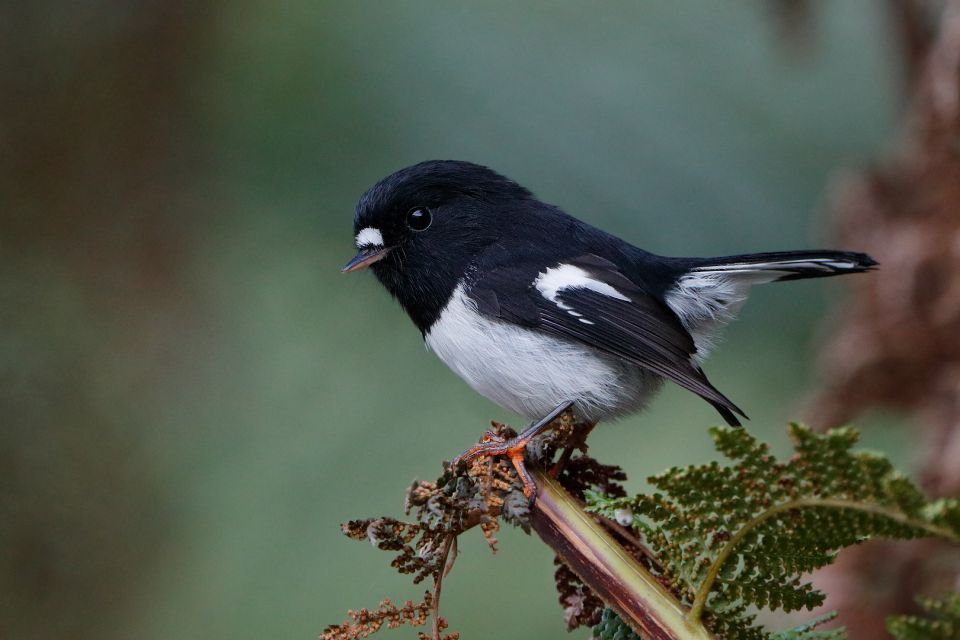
[345,160,876,426]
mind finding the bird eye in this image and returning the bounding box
[406,207,432,232]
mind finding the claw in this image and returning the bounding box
[450,400,576,500]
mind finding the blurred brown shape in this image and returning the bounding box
[770,0,938,77]
[807,2,960,637]
[768,0,815,53]
[0,3,212,640]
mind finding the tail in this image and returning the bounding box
[665,250,876,427]
[690,250,878,282]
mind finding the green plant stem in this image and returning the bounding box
[688,497,960,623]
[529,468,715,640]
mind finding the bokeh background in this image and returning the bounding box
[2,2,927,639]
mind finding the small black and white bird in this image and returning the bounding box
[343,160,875,454]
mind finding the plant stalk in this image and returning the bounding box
[528,468,715,640]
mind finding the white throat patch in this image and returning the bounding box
[355,227,384,248]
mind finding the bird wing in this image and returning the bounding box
[467,253,745,425]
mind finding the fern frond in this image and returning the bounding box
[592,607,846,640]
[592,607,642,640]
[770,611,845,639]
[587,424,960,638]
[887,593,960,640]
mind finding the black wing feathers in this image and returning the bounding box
[539,287,744,425]
[469,254,745,426]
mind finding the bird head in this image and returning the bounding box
[343,160,534,330]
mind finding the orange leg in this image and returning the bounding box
[452,400,575,499]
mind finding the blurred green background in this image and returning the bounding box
[2,2,911,639]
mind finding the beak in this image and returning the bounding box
[341,246,393,273]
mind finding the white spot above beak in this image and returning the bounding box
[355,227,384,248]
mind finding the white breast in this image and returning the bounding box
[424,285,660,421]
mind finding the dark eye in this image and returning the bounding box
[406,207,432,231]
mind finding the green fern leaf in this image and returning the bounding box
[591,607,642,640]
[887,593,960,640]
[587,424,960,638]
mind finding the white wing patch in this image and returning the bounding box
[534,264,629,324]
[355,227,384,248]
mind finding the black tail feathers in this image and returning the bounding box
[710,398,745,427]
[684,250,876,426]
[692,250,877,282]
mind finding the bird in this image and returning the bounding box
[342,160,876,495]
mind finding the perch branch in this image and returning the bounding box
[528,468,715,640]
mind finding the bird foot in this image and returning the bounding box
[451,400,575,499]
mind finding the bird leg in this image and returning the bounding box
[452,400,575,499]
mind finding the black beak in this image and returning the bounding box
[341,246,393,273]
